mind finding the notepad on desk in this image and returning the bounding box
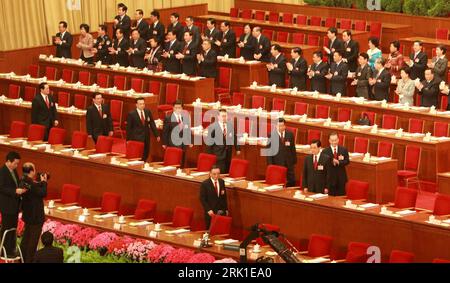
[214,239,239,245]
[88,153,107,159]
[396,209,416,216]
[93,213,116,219]
[165,229,190,235]
[158,166,177,172]
[57,206,81,211]
[127,160,145,166]
[309,194,328,200]
[303,257,330,263]
[264,185,284,192]
[129,221,153,227]
[359,203,379,209]
[190,172,209,177]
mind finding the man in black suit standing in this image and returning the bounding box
[113,3,131,39]
[302,140,331,194]
[133,9,149,41]
[53,21,73,59]
[352,52,372,99]
[203,18,221,54]
[33,232,64,263]
[206,109,241,174]
[323,27,343,63]
[342,30,359,73]
[128,29,147,69]
[109,28,130,67]
[149,10,165,44]
[0,151,24,258]
[322,133,349,196]
[176,31,198,76]
[184,16,201,48]
[162,100,192,168]
[417,69,441,107]
[252,27,271,62]
[406,41,428,81]
[162,31,182,74]
[326,50,349,96]
[308,51,330,93]
[369,58,391,101]
[167,13,184,42]
[287,47,308,91]
[93,25,112,65]
[267,44,287,87]
[197,40,218,78]
[199,166,228,229]
[126,97,160,161]
[31,83,59,141]
[267,118,297,187]
[19,163,48,263]
[86,93,113,143]
[216,21,236,58]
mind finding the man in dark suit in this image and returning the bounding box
[308,51,330,93]
[126,97,160,161]
[109,28,130,67]
[162,100,192,168]
[252,27,271,62]
[167,12,184,42]
[184,16,201,48]
[176,31,198,76]
[326,50,349,96]
[197,40,218,78]
[93,25,112,65]
[31,83,59,141]
[417,69,441,107]
[322,133,349,196]
[86,93,113,143]
[133,9,149,41]
[113,3,131,39]
[342,30,360,72]
[287,47,308,90]
[53,21,73,59]
[206,109,241,174]
[369,57,391,101]
[203,18,222,54]
[33,232,64,263]
[237,24,257,61]
[199,166,228,229]
[323,27,344,63]
[267,118,297,187]
[352,52,372,99]
[267,44,287,87]
[216,21,236,58]
[0,151,23,258]
[162,31,182,74]
[128,29,147,69]
[406,41,428,81]
[302,140,331,194]
[19,163,48,263]
[149,10,165,44]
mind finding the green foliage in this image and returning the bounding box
[304,0,353,7]
[55,243,134,263]
[381,0,403,13]
[403,0,433,16]
[427,0,450,17]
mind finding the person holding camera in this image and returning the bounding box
[0,151,24,258]
[199,166,228,229]
[19,163,48,263]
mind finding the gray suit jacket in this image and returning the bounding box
[355,64,372,99]
[432,56,448,82]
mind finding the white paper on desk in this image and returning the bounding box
[296,144,311,150]
[190,172,209,177]
[245,61,260,64]
[352,125,372,130]
[127,161,145,166]
[349,152,364,158]
[223,177,243,183]
[264,185,284,192]
[396,209,416,216]
[304,257,330,263]
[93,213,116,219]
[436,111,450,115]
[159,166,177,172]
[359,203,379,209]
[309,194,328,200]
[403,132,425,138]
[10,139,25,144]
[165,228,190,235]
[215,239,239,245]
[431,136,450,141]
[88,153,107,159]
[33,143,48,148]
[129,221,153,227]
[378,129,398,134]
[57,206,81,211]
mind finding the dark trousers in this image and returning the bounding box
[328,178,347,196]
[0,213,18,257]
[447,104,450,111]
[204,213,212,230]
[286,165,296,187]
[216,148,232,174]
[20,223,43,263]
[81,54,94,64]
[143,137,150,162]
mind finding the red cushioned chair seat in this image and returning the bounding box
[397,170,417,178]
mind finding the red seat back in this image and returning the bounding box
[130,78,144,92]
[95,136,114,153]
[101,192,121,213]
[110,100,123,124]
[163,147,183,166]
[265,165,287,185]
[310,16,322,26]
[337,108,352,122]
[262,29,274,41]
[79,71,91,85]
[354,20,367,31]
[433,194,450,216]
[353,137,369,154]
[254,10,266,21]
[345,242,371,263]
[209,215,232,236]
[172,206,194,227]
[71,131,88,149]
[149,81,162,96]
[134,199,157,220]
[218,67,232,89]
[9,121,27,138]
[296,15,307,25]
[229,159,249,179]
[74,94,87,109]
[307,34,320,46]
[362,111,376,125]
[7,84,20,99]
[272,98,286,111]
[276,31,289,43]
[433,122,449,137]
[27,124,46,142]
[97,73,110,88]
[62,69,74,83]
[377,141,393,158]
[58,92,70,107]
[126,141,145,159]
[346,180,369,200]
[232,92,245,106]
[436,28,449,40]
[315,105,330,118]
[60,184,81,204]
[382,114,398,129]
[324,17,336,28]
[282,13,293,24]
[415,191,437,211]
[389,250,415,263]
[113,76,127,90]
[308,234,333,257]
[28,65,39,78]
[307,129,322,144]
[197,153,217,172]
[291,33,305,44]
[251,95,266,109]
[230,7,239,17]
[409,118,424,134]
[268,12,279,22]
[404,145,421,172]
[48,128,66,145]
[241,9,253,20]
[294,102,308,115]
[369,22,382,39]
[45,67,57,80]
[24,86,36,102]
[340,19,352,30]
[165,83,180,105]
[394,187,418,209]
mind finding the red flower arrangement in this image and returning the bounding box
[188,253,216,263]
[71,228,99,249]
[163,248,195,263]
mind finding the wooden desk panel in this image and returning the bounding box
[218,60,268,93]
[379,24,413,54]
[438,173,450,195]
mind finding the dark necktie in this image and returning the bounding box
[314,155,318,170]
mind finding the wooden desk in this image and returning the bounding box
[0,142,449,262]
[218,60,268,93]
[38,59,215,103]
[0,77,158,118]
[438,173,450,195]
[399,37,450,60]
[380,24,413,53]
[241,87,450,135]
[195,15,370,50]
[0,101,85,143]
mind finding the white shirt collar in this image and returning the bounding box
[315,150,322,160]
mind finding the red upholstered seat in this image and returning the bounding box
[276,31,289,43]
[354,20,367,31]
[324,17,336,28]
[369,22,382,39]
[73,94,87,109]
[272,98,286,111]
[97,73,110,88]
[338,134,346,146]
[126,141,144,159]
[415,191,436,211]
[315,105,330,118]
[45,67,57,80]
[345,180,369,201]
[48,128,66,145]
[232,92,245,106]
[71,131,88,149]
[389,250,415,263]
[433,194,450,216]
[9,121,27,138]
[100,192,121,213]
[392,187,418,209]
[265,165,287,185]
[310,16,322,26]
[172,206,194,228]
[95,136,114,153]
[113,75,127,90]
[353,137,369,154]
[27,124,46,142]
[377,141,394,158]
[78,71,91,85]
[7,84,20,99]
[23,86,36,102]
[294,102,308,115]
[209,215,232,236]
[433,122,448,137]
[441,96,448,111]
[230,7,239,17]
[163,147,183,166]
[62,69,74,83]
[262,29,274,41]
[214,67,232,95]
[251,95,266,109]
[306,234,333,257]
[382,114,398,129]
[282,13,293,24]
[241,9,253,20]
[158,83,179,114]
[133,199,157,220]
[307,129,322,144]
[110,99,124,137]
[286,126,298,144]
[361,111,376,125]
[196,153,217,172]
[130,78,144,92]
[307,34,320,46]
[340,19,352,30]
[296,15,307,25]
[436,28,449,40]
[409,118,424,133]
[291,33,305,44]
[149,81,162,96]
[234,26,244,39]
[60,184,81,205]
[397,145,421,187]
[268,12,279,22]
[345,242,371,263]
[28,65,39,78]
[229,159,249,179]
[337,108,352,122]
[254,10,266,21]
[57,91,70,107]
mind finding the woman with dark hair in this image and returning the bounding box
[76,23,94,64]
[395,67,415,105]
[237,24,256,60]
[386,40,404,78]
[367,37,382,70]
[428,45,448,82]
[145,37,163,71]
